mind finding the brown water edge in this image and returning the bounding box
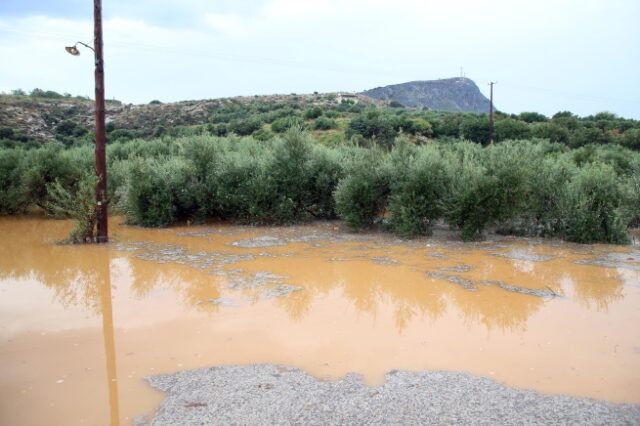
[0,217,638,426]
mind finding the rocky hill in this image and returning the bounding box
[0,92,380,144]
[0,78,493,145]
[361,77,492,113]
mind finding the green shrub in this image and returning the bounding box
[621,157,640,227]
[571,144,636,176]
[526,155,576,236]
[253,128,275,141]
[346,111,397,148]
[441,141,531,240]
[107,158,131,206]
[109,128,139,142]
[305,145,347,218]
[21,143,89,209]
[564,163,629,244]
[408,118,433,137]
[30,88,64,99]
[120,157,201,227]
[388,148,451,236]
[45,173,98,243]
[303,106,323,120]
[484,142,534,222]
[55,120,88,138]
[494,118,531,141]
[0,126,15,140]
[570,127,612,148]
[324,110,339,119]
[530,122,570,144]
[621,129,640,151]
[0,149,28,213]
[431,113,464,138]
[460,115,490,144]
[209,150,261,220]
[271,116,304,133]
[230,117,262,136]
[181,136,220,179]
[313,116,337,130]
[107,138,177,161]
[208,123,228,137]
[234,127,334,224]
[518,112,548,123]
[258,128,314,223]
[444,162,497,240]
[334,153,390,229]
[205,133,317,224]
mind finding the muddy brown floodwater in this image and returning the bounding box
[0,216,639,425]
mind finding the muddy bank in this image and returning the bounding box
[139,365,640,426]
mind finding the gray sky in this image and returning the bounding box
[1,0,638,118]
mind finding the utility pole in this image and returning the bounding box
[488,81,496,145]
[94,0,108,242]
[64,1,109,242]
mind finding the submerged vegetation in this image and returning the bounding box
[1,122,638,243]
[45,173,98,243]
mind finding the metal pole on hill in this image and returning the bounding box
[94,0,108,243]
[488,81,496,145]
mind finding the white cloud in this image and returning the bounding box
[263,0,331,21]
[204,13,252,38]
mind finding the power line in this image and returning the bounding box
[474,77,634,104]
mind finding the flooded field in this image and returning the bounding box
[0,216,639,426]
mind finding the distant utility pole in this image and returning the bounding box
[488,81,496,144]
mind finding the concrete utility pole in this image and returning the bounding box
[488,81,496,145]
[94,0,108,243]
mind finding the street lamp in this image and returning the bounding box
[65,0,108,243]
[64,41,94,56]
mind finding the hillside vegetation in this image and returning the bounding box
[1,88,639,151]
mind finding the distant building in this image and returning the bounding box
[336,92,359,104]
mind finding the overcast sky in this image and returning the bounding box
[1,0,638,118]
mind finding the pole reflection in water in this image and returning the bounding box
[98,247,120,426]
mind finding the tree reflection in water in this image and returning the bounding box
[0,217,633,335]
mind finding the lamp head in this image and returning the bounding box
[65,45,81,56]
